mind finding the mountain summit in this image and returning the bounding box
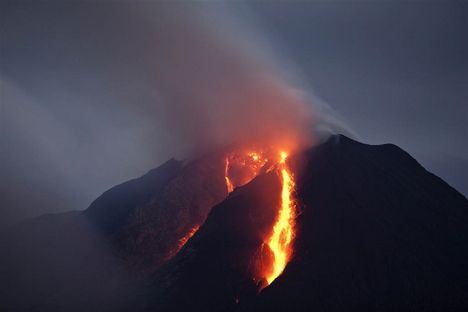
[2,135,467,311]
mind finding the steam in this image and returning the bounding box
[1,3,355,309]
[1,1,354,227]
[137,3,353,157]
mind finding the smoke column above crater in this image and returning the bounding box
[1,1,356,227]
[138,2,354,158]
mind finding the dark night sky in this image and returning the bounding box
[1,1,467,228]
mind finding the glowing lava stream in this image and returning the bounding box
[166,225,200,260]
[223,149,297,285]
[225,157,234,193]
[177,226,200,250]
[264,151,296,285]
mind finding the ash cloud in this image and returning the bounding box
[0,2,350,226]
[136,3,353,157]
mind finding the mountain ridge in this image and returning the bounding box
[1,135,467,311]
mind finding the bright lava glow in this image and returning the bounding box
[177,226,200,250]
[169,149,297,279]
[264,152,296,285]
[223,150,269,193]
[224,157,234,193]
[223,148,297,287]
[166,225,200,260]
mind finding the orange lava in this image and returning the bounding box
[168,148,297,281]
[264,151,296,284]
[166,225,200,260]
[224,157,234,193]
[223,148,297,286]
[177,226,200,250]
[223,150,270,192]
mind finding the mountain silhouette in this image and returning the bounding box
[1,135,467,311]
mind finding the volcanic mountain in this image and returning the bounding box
[1,135,467,311]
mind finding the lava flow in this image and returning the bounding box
[170,148,297,286]
[166,225,200,260]
[223,150,270,193]
[264,151,296,285]
[224,157,234,193]
[178,226,200,249]
[223,148,297,286]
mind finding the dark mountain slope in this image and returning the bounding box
[84,154,228,273]
[1,155,229,311]
[138,135,468,311]
[84,158,183,235]
[143,171,282,311]
[248,135,468,311]
[2,135,467,312]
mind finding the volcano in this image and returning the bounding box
[1,135,467,311]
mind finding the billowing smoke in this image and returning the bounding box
[1,1,353,226]
[136,2,354,157]
[2,2,353,309]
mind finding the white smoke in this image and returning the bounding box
[1,1,356,226]
[135,2,355,157]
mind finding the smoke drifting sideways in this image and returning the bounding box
[1,3,356,309]
[1,2,353,227]
[142,3,354,157]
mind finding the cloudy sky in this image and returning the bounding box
[1,1,467,228]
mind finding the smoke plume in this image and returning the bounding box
[137,2,353,157]
[1,1,353,226]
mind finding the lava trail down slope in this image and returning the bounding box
[1,135,467,312]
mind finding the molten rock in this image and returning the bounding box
[1,135,467,311]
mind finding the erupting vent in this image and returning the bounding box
[224,150,270,193]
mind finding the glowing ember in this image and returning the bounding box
[264,151,296,285]
[223,150,270,192]
[179,226,200,249]
[224,157,234,193]
[177,226,200,251]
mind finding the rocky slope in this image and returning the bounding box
[2,135,467,311]
[140,135,468,311]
